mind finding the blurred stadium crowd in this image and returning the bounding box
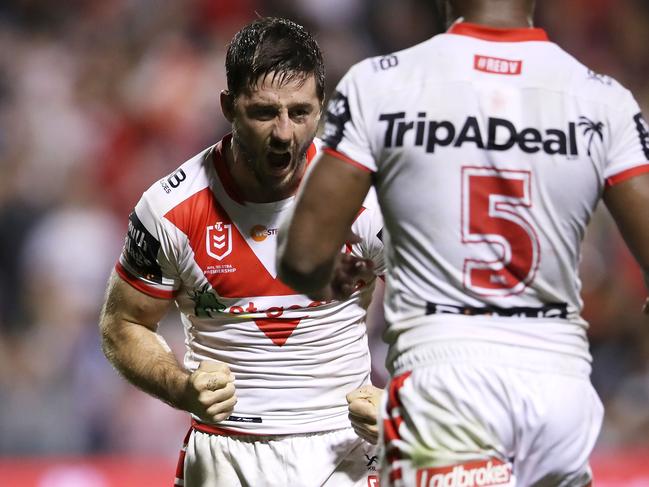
[1,0,648,458]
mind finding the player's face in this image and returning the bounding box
[229,74,322,197]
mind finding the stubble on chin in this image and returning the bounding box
[230,126,257,171]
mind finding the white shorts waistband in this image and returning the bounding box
[391,341,592,378]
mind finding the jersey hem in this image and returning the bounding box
[191,418,352,438]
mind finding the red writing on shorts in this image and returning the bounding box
[417,458,512,487]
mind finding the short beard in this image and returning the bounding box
[231,123,314,190]
[231,123,257,174]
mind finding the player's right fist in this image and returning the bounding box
[183,361,237,423]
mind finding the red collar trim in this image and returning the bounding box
[306,142,317,165]
[447,22,549,42]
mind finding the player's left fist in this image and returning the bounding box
[330,253,375,300]
[346,384,383,444]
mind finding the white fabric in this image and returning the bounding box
[381,342,603,487]
[183,427,379,487]
[322,25,649,366]
[117,136,385,435]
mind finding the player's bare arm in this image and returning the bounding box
[603,172,649,313]
[99,271,237,422]
[277,152,372,294]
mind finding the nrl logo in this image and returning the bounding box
[206,221,233,260]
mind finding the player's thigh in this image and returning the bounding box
[183,430,282,487]
[380,364,517,486]
[319,428,380,487]
[517,373,603,487]
[183,428,380,487]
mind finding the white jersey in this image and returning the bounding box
[322,22,649,369]
[116,135,385,435]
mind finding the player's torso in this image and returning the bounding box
[156,140,373,434]
[361,32,617,323]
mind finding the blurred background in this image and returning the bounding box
[0,0,648,485]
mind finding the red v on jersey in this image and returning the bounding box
[163,188,304,345]
[253,317,302,347]
[164,187,298,298]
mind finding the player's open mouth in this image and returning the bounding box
[267,152,292,171]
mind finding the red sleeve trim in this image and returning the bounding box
[115,262,176,300]
[605,164,649,187]
[323,147,373,173]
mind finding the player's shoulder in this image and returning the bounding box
[344,37,437,88]
[551,45,635,107]
[139,145,216,218]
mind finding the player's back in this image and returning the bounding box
[324,22,649,365]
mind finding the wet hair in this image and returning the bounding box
[226,17,325,101]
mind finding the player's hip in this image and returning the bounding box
[178,425,379,487]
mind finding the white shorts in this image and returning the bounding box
[381,343,603,487]
[174,423,380,487]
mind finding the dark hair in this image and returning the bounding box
[226,17,325,101]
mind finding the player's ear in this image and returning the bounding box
[220,90,235,123]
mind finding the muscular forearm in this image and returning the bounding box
[277,244,336,295]
[100,317,190,411]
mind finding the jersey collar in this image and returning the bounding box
[447,21,549,42]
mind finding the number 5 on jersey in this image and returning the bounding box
[461,167,540,296]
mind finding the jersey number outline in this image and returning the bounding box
[461,167,540,296]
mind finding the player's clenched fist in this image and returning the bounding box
[183,361,237,423]
[346,384,383,444]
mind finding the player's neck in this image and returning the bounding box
[457,7,533,29]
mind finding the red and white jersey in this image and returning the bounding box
[322,22,649,367]
[116,135,384,435]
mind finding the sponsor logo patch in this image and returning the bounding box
[366,454,379,468]
[250,224,277,242]
[586,69,613,85]
[417,459,512,487]
[634,112,649,160]
[378,113,579,156]
[322,90,352,150]
[474,55,522,75]
[123,211,163,282]
[578,116,604,156]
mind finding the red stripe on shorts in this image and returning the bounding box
[173,427,192,487]
[384,371,411,485]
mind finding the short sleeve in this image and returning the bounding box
[604,90,649,187]
[321,63,378,173]
[116,194,181,299]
